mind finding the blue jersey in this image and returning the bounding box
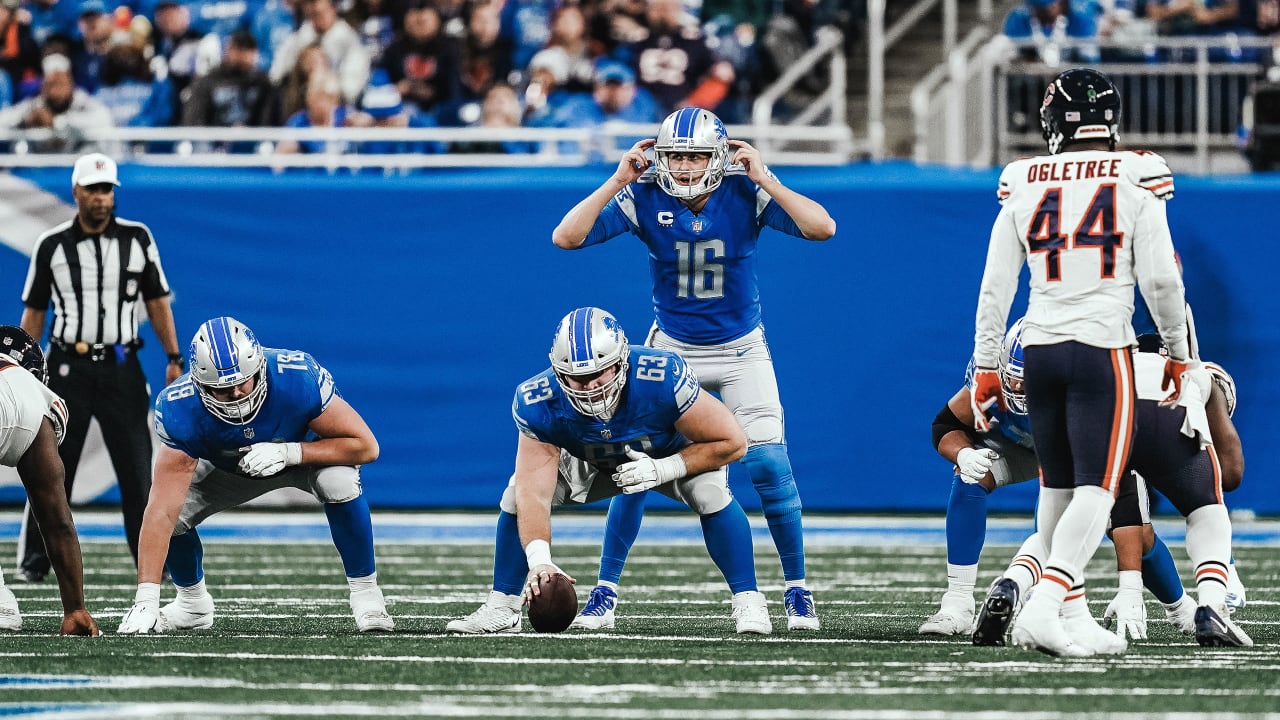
[582,171,807,345]
[154,348,336,473]
[964,358,1034,453]
[512,347,701,474]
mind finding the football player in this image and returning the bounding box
[0,325,99,636]
[446,308,771,635]
[551,108,836,632]
[117,317,393,634]
[971,67,1192,657]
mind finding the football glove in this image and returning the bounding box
[118,583,169,635]
[956,447,998,484]
[970,369,1004,432]
[1159,358,1201,408]
[613,448,686,494]
[238,442,302,477]
[1102,587,1148,640]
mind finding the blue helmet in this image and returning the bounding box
[1000,318,1028,416]
[654,107,731,199]
[549,307,629,420]
[189,316,269,425]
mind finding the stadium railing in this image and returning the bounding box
[911,35,1277,172]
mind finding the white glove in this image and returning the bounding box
[956,447,998,484]
[612,448,687,494]
[1102,572,1148,640]
[117,583,169,635]
[238,442,302,477]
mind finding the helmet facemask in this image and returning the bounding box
[999,319,1028,416]
[550,307,630,421]
[190,317,269,425]
[654,107,731,199]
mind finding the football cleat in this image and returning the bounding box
[0,587,22,631]
[446,591,522,634]
[160,587,215,630]
[1224,563,1246,614]
[1010,594,1092,658]
[15,567,46,583]
[919,607,973,636]
[350,587,394,633]
[972,578,1019,646]
[784,587,820,631]
[731,590,772,635]
[1164,595,1197,635]
[1194,605,1253,647]
[1061,606,1127,655]
[569,585,617,631]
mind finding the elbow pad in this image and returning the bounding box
[932,403,973,451]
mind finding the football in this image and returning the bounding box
[527,574,578,633]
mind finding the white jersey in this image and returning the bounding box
[0,363,68,466]
[974,150,1188,368]
[1133,351,1213,449]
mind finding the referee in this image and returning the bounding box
[15,152,184,582]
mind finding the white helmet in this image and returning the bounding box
[189,316,269,425]
[999,318,1028,416]
[653,107,731,199]
[1202,361,1237,418]
[549,307,629,420]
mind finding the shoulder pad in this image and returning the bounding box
[1126,150,1174,200]
[997,158,1031,204]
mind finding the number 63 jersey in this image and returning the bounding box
[974,150,1189,368]
[580,171,806,345]
[154,348,336,473]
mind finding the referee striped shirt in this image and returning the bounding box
[21,215,172,346]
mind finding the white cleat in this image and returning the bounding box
[1010,595,1093,658]
[918,607,974,636]
[568,585,617,631]
[446,591,522,634]
[1164,595,1197,635]
[1062,610,1128,655]
[0,587,22,631]
[351,587,395,632]
[1225,563,1247,614]
[731,590,772,635]
[160,588,215,630]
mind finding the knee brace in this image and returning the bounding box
[742,443,802,525]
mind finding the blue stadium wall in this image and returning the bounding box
[3,163,1277,515]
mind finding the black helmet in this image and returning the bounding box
[0,325,48,384]
[1039,68,1121,154]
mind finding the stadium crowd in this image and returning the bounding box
[0,0,861,153]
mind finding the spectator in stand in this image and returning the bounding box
[95,42,173,126]
[1002,0,1101,65]
[349,69,443,153]
[1,0,41,95]
[277,70,354,153]
[1148,0,1241,36]
[152,0,205,114]
[448,81,537,153]
[252,0,299,70]
[626,0,735,115]
[546,3,598,94]
[182,29,275,129]
[589,0,648,57]
[378,0,454,116]
[345,0,395,66]
[270,0,370,105]
[277,41,329,121]
[500,0,554,72]
[555,59,658,126]
[435,0,467,41]
[184,0,258,37]
[26,0,81,48]
[0,53,113,151]
[72,0,114,93]
[522,46,578,127]
[436,0,511,126]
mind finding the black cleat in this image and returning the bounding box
[972,578,1020,646]
[1194,605,1253,647]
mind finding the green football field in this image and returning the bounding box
[0,521,1275,719]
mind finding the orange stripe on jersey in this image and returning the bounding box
[1207,445,1224,504]
[1145,180,1173,192]
[1102,349,1135,494]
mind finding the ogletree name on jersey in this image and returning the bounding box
[1026,158,1122,184]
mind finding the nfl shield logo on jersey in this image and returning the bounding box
[691,219,704,233]
[601,429,612,440]
[243,428,254,440]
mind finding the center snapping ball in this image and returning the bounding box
[528,574,578,633]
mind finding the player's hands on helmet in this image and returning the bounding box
[1102,589,1148,640]
[1160,358,1200,408]
[956,447,998,484]
[61,609,102,637]
[728,140,769,183]
[238,442,302,477]
[613,448,686,494]
[613,139,654,185]
[524,563,576,602]
[970,369,1005,432]
[118,602,167,635]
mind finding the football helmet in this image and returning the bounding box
[1040,68,1121,155]
[1000,318,1028,416]
[653,107,731,199]
[1202,361,1237,418]
[0,325,48,384]
[549,307,629,420]
[189,316,268,425]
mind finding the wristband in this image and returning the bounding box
[1117,570,1143,592]
[284,442,302,466]
[654,453,687,483]
[135,582,161,606]
[524,539,552,568]
[167,353,186,369]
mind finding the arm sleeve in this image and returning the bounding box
[973,204,1025,368]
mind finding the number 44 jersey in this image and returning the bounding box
[154,348,336,473]
[974,150,1189,368]
[581,171,806,346]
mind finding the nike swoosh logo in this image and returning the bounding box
[735,348,751,357]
